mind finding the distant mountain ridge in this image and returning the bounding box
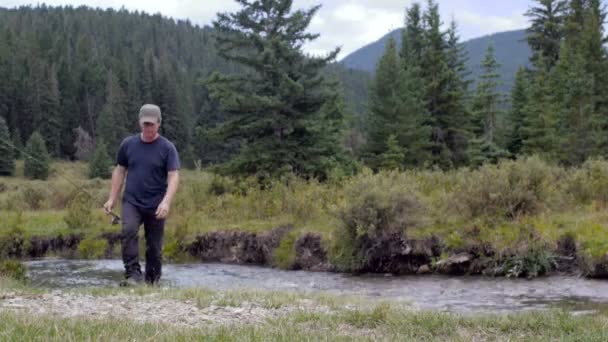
[340,29,531,93]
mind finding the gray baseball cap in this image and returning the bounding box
[139,104,162,124]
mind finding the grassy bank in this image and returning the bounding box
[4,309,608,341]
[2,157,608,275]
[1,276,608,341]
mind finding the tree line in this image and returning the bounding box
[364,0,608,170]
[0,0,606,181]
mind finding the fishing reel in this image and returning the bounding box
[106,210,121,225]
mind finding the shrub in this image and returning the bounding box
[64,190,93,230]
[24,131,50,180]
[272,231,298,269]
[453,157,560,220]
[0,260,27,282]
[566,158,608,206]
[0,212,28,259]
[163,216,191,261]
[20,184,47,210]
[88,140,113,179]
[78,237,108,259]
[330,170,425,272]
[0,116,15,176]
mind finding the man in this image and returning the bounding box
[103,104,180,286]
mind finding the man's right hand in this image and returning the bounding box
[103,199,114,214]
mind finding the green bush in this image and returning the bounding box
[88,140,113,179]
[566,158,608,206]
[64,191,93,230]
[0,212,28,259]
[453,157,560,220]
[78,237,108,259]
[0,260,27,282]
[208,173,236,196]
[330,170,425,271]
[23,131,50,180]
[20,184,47,210]
[272,231,298,269]
[0,116,15,176]
[163,217,191,261]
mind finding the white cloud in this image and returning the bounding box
[455,10,527,34]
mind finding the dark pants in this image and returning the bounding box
[121,201,165,284]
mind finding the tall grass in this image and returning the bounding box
[2,157,608,265]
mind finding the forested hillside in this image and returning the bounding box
[0,5,368,167]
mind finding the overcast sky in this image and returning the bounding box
[1,0,534,60]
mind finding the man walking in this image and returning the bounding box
[103,104,180,285]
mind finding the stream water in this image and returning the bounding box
[24,259,608,313]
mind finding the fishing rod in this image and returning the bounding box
[0,136,121,225]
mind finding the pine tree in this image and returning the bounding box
[96,70,128,157]
[11,128,23,159]
[419,0,469,169]
[0,116,15,176]
[400,3,425,65]
[24,131,50,180]
[379,135,404,170]
[364,37,430,170]
[506,67,530,156]
[469,45,508,166]
[443,19,472,167]
[156,60,190,153]
[39,64,62,157]
[207,0,345,179]
[521,57,559,159]
[364,37,403,169]
[525,0,568,70]
[89,139,113,179]
[550,0,607,164]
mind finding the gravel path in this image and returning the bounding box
[0,290,330,328]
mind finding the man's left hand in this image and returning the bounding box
[155,201,171,219]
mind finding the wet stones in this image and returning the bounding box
[435,253,474,275]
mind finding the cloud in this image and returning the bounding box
[455,10,527,34]
[304,2,405,59]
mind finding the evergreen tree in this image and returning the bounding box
[364,37,430,170]
[89,139,113,179]
[24,131,50,180]
[400,3,425,65]
[39,64,62,157]
[551,0,607,164]
[417,0,470,169]
[444,19,472,167]
[0,116,15,176]
[506,67,530,156]
[11,128,23,159]
[521,57,559,158]
[364,37,403,169]
[96,70,129,157]
[469,45,509,166]
[525,0,568,70]
[379,135,404,170]
[207,0,345,179]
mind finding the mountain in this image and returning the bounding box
[340,29,531,93]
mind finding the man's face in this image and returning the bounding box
[140,119,160,140]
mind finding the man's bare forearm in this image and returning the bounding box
[162,171,179,205]
[108,165,126,203]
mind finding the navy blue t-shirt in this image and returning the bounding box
[116,134,180,209]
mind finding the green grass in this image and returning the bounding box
[1,303,608,341]
[2,276,608,340]
[3,158,608,269]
